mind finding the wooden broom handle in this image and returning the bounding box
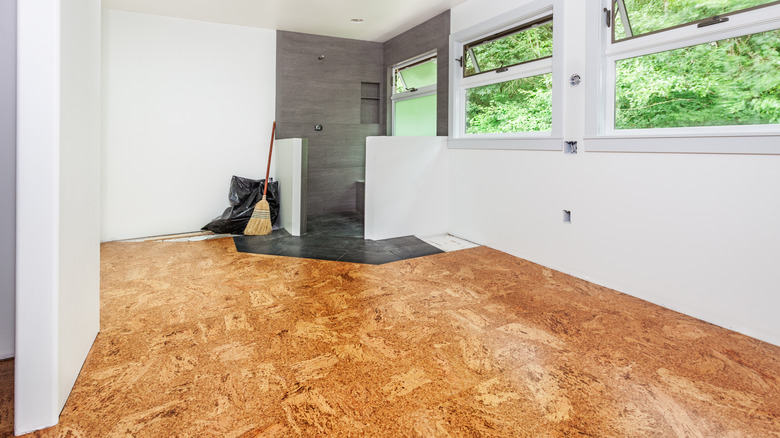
[263,121,276,197]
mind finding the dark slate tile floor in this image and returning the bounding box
[233,212,444,265]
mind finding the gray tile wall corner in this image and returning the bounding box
[276,31,383,215]
[381,10,451,137]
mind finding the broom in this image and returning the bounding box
[244,121,276,235]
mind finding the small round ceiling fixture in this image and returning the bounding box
[350,18,364,24]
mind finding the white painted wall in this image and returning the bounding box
[16,0,102,433]
[16,0,62,433]
[58,0,101,411]
[0,0,16,361]
[0,0,16,360]
[449,0,780,346]
[101,10,277,241]
[365,136,449,241]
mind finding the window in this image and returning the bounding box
[450,0,564,149]
[463,16,553,77]
[392,54,437,136]
[587,0,780,153]
[612,0,777,41]
[615,30,780,130]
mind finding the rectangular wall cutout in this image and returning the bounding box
[361,82,380,124]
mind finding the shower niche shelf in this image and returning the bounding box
[360,82,380,124]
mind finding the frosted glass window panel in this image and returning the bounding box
[395,58,437,93]
[394,95,437,136]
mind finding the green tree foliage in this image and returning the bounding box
[616,0,780,129]
[466,74,552,134]
[464,21,554,133]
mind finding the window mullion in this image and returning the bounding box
[391,84,437,102]
[460,57,553,89]
[604,58,616,136]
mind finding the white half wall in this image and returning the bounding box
[58,0,101,411]
[275,138,308,236]
[449,0,780,346]
[0,0,16,361]
[16,0,62,432]
[365,136,449,241]
[16,0,102,434]
[101,10,277,241]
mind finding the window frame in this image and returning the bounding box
[449,0,565,150]
[391,51,438,136]
[585,0,780,154]
[463,15,554,77]
[611,0,780,43]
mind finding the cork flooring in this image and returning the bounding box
[3,237,780,436]
[0,360,11,437]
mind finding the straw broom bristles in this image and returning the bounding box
[244,121,276,236]
[244,194,271,235]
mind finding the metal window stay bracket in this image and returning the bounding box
[615,0,633,37]
[396,70,407,91]
[605,0,633,37]
[698,15,729,28]
[467,47,481,73]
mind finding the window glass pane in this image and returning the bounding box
[466,73,552,133]
[464,18,553,77]
[615,29,780,130]
[395,58,437,93]
[395,94,437,136]
[615,0,777,40]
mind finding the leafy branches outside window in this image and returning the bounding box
[466,74,552,134]
[616,30,780,129]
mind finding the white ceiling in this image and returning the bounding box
[103,0,469,42]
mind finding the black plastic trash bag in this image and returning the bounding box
[202,175,279,234]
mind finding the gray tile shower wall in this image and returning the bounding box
[276,31,383,215]
[382,10,451,137]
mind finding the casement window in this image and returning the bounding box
[391,53,437,136]
[587,0,780,153]
[450,0,565,150]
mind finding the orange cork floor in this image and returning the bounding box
[2,237,779,437]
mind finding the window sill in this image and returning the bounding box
[585,134,780,155]
[448,137,563,151]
